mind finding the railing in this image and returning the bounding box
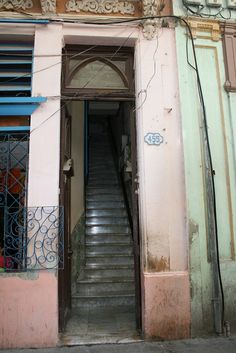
[0,206,64,271]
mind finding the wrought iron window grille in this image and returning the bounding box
[2,206,64,271]
[0,131,64,271]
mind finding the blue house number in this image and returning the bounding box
[144,132,164,146]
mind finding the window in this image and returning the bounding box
[63,46,134,99]
[0,35,33,98]
[0,35,46,115]
[0,36,61,272]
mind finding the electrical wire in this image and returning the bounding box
[185,26,196,71]
[182,1,232,20]
[134,28,162,112]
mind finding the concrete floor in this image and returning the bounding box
[60,306,139,345]
[2,337,236,353]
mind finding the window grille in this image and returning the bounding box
[0,131,29,270]
[0,131,64,271]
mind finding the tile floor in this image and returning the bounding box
[61,306,140,345]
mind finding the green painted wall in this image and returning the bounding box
[175,25,236,335]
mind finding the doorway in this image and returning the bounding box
[59,45,141,344]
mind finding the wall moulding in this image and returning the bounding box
[142,0,172,40]
[0,0,172,29]
[0,0,33,10]
[0,0,142,15]
[40,0,56,13]
[185,18,221,42]
[65,0,135,15]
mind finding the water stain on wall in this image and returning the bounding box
[147,252,170,272]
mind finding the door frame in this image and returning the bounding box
[130,107,142,332]
[58,45,142,334]
[58,105,72,332]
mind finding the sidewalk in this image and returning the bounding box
[1,336,236,353]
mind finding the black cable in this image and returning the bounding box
[182,1,231,19]
[182,15,225,331]
[185,27,196,71]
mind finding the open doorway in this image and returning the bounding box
[60,100,140,344]
[59,45,141,344]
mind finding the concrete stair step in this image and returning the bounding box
[86,195,124,202]
[86,209,127,218]
[76,278,135,295]
[86,254,134,266]
[89,155,113,160]
[86,225,130,235]
[87,182,119,188]
[86,188,122,196]
[86,217,128,226]
[88,179,119,184]
[86,234,131,245]
[84,266,134,279]
[86,244,133,256]
[88,163,114,168]
[86,201,125,209]
[88,171,117,177]
[72,293,135,308]
[89,162,114,167]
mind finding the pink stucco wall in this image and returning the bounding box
[142,272,190,339]
[0,272,58,348]
[135,28,190,339]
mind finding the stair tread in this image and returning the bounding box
[73,290,135,299]
[86,243,132,247]
[86,253,133,258]
[86,233,131,236]
[85,264,134,269]
[86,219,128,227]
[87,204,125,209]
[86,230,131,236]
[78,277,134,284]
[86,210,128,218]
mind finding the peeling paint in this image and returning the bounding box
[189,219,199,245]
[147,253,170,272]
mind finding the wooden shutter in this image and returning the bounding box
[221,23,236,92]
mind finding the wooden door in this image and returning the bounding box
[130,109,142,331]
[58,106,72,332]
[84,101,89,185]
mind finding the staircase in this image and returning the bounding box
[73,118,135,309]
